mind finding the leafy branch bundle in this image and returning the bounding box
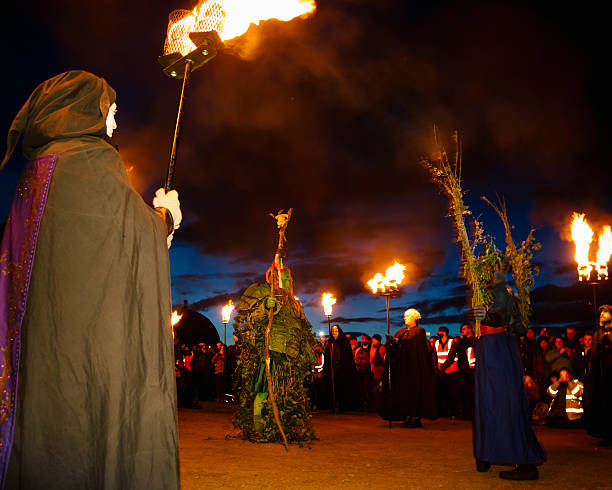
[421,129,502,336]
[481,196,540,331]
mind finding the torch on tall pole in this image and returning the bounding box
[322,292,337,414]
[157,1,316,192]
[158,10,224,191]
[367,261,406,428]
[570,213,612,327]
[221,299,235,346]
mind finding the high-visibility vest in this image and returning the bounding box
[466,346,476,369]
[435,338,458,373]
[547,380,584,421]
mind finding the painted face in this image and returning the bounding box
[600,310,612,328]
[106,102,117,137]
[554,337,564,349]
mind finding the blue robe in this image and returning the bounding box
[474,331,546,464]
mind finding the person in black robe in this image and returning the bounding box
[381,308,436,427]
[323,324,357,413]
[585,304,612,446]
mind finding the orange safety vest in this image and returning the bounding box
[435,338,458,373]
[466,346,476,369]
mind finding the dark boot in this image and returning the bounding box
[499,464,539,480]
[476,460,491,472]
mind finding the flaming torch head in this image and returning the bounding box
[161,0,316,65]
[367,261,406,294]
[171,310,183,327]
[596,225,612,280]
[571,213,594,281]
[367,272,385,294]
[322,292,336,317]
[222,299,235,323]
[385,261,406,289]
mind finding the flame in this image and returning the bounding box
[596,225,612,280]
[164,0,317,56]
[171,310,183,326]
[222,299,235,323]
[570,213,612,281]
[367,261,406,293]
[322,292,336,316]
[571,213,594,281]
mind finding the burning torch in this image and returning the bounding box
[367,261,405,428]
[221,299,235,345]
[322,292,337,414]
[158,0,316,191]
[171,310,183,340]
[322,292,336,331]
[571,213,612,323]
[367,261,406,335]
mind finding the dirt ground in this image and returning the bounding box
[178,403,612,489]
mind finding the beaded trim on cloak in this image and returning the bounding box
[0,154,57,487]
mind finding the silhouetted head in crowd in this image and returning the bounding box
[599,305,612,330]
[437,326,449,342]
[558,368,572,383]
[460,323,474,339]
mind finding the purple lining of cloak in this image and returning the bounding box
[0,154,57,487]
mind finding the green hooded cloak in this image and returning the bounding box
[2,71,179,490]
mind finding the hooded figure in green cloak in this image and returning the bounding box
[0,71,181,489]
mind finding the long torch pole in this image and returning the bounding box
[386,295,390,335]
[386,294,392,428]
[328,315,336,414]
[165,58,193,192]
[593,282,598,328]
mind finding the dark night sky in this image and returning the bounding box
[1,0,611,340]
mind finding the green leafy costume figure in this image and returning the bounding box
[232,210,316,447]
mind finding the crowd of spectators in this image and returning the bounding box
[310,322,594,431]
[174,337,240,408]
[174,320,606,442]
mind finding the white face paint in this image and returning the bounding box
[106,102,117,137]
